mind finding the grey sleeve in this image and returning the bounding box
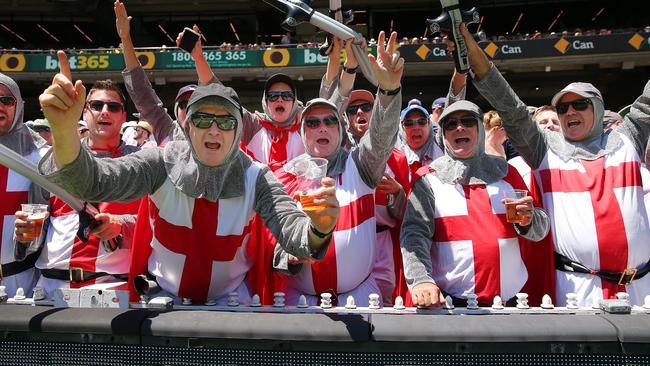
[122,66,175,145]
[514,207,551,242]
[400,177,436,290]
[272,244,304,275]
[319,74,338,101]
[387,187,406,220]
[353,92,402,187]
[241,108,263,146]
[617,78,650,156]
[472,65,548,169]
[254,167,330,260]
[38,146,167,203]
[447,80,466,106]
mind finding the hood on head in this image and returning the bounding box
[299,98,344,162]
[0,72,24,133]
[173,84,197,121]
[551,82,605,143]
[261,73,300,127]
[436,100,484,160]
[183,83,243,166]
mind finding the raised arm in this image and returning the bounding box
[400,176,446,307]
[354,31,404,187]
[115,1,175,145]
[617,79,650,156]
[459,24,548,168]
[39,51,166,202]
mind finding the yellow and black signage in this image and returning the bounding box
[263,49,290,67]
[135,52,156,69]
[0,54,26,72]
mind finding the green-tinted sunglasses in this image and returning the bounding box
[189,112,237,131]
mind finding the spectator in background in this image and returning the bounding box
[602,110,624,130]
[533,105,561,132]
[281,32,292,46]
[430,97,446,125]
[483,110,507,159]
[77,120,89,139]
[32,118,52,146]
[133,121,157,148]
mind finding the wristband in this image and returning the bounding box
[310,224,333,239]
[342,65,358,74]
[378,85,401,96]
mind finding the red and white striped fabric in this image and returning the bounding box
[145,162,263,303]
[0,148,42,296]
[36,197,139,291]
[421,166,532,305]
[373,148,410,305]
[535,134,650,306]
[245,118,304,172]
[282,156,378,304]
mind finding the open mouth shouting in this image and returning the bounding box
[205,141,222,150]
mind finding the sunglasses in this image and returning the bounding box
[34,126,50,133]
[88,100,123,113]
[556,98,592,115]
[304,115,339,129]
[346,103,373,115]
[266,91,295,102]
[402,118,428,128]
[442,116,479,131]
[190,112,237,130]
[0,96,16,107]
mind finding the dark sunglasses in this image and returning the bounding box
[402,118,428,128]
[266,91,295,102]
[346,103,373,115]
[190,112,237,130]
[442,116,479,131]
[88,100,123,113]
[556,98,592,115]
[304,115,339,129]
[0,96,16,107]
[33,126,51,133]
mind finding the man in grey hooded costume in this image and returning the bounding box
[455,23,650,306]
[37,54,339,305]
[0,72,48,298]
[401,100,550,308]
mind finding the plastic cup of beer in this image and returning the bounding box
[20,203,48,240]
[296,157,328,212]
[503,189,528,224]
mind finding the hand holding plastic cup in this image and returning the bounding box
[295,157,328,212]
[20,204,49,239]
[503,189,528,224]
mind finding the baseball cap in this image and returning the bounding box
[32,118,51,131]
[265,73,296,95]
[602,110,623,126]
[400,104,430,122]
[551,82,603,106]
[349,89,374,104]
[175,84,197,101]
[438,100,483,123]
[301,98,339,121]
[186,83,243,122]
[431,97,446,110]
[408,98,422,106]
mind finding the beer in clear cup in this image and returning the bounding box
[503,189,527,224]
[296,158,328,212]
[20,203,48,239]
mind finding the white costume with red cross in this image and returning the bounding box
[373,148,410,305]
[415,165,543,305]
[243,116,305,172]
[279,156,379,306]
[0,149,43,297]
[535,134,650,306]
[143,163,263,304]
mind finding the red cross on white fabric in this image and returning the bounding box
[151,198,251,302]
[0,165,28,260]
[433,184,518,305]
[539,158,642,297]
